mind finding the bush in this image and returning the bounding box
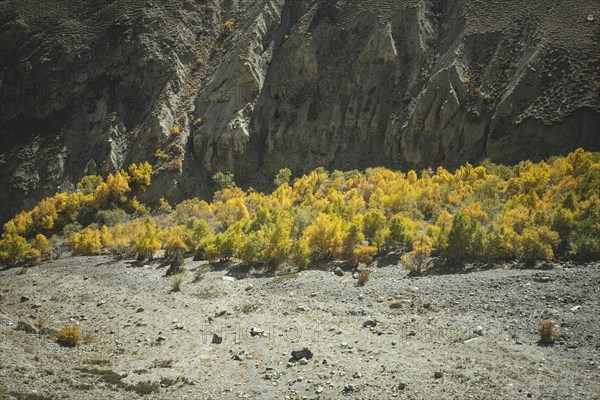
[356,268,371,286]
[353,245,377,265]
[95,208,128,227]
[538,320,557,344]
[0,233,31,265]
[134,217,161,260]
[170,273,185,293]
[57,326,80,347]
[401,235,432,275]
[223,19,234,34]
[128,162,152,190]
[212,171,235,190]
[67,228,101,255]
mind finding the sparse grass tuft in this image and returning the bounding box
[7,391,54,400]
[152,359,174,369]
[125,381,160,396]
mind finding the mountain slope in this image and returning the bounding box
[1,0,599,223]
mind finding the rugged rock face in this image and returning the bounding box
[1,0,599,223]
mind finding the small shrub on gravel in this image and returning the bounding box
[16,321,36,334]
[56,326,80,347]
[357,269,371,285]
[170,273,185,292]
[538,320,557,344]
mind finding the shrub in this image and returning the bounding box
[0,233,31,266]
[57,326,80,347]
[401,234,433,275]
[353,245,377,265]
[171,124,181,135]
[518,226,559,261]
[538,320,557,344]
[134,217,161,260]
[77,175,104,195]
[212,171,235,190]
[357,268,371,286]
[387,214,415,250]
[164,233,189,262]
[95,208,128,227]
[33,234,52,260]
[170,273,185,293]
[128,162,153,190]
[223,19,234,34]
[362,209,386,248]
[274,168,292,187]
[303,213,346,260]
[67,228,101,255]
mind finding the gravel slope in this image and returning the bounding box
[0,256,599,399]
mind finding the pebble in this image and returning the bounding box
[136,306,145,313]
[334,267,344,277]
[20,296,30,302]
[298,357,309,365]
[473,326,485,336]
[434,371,444,379]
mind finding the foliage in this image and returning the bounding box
[128,162,153,191]
[67,228,101,255]
[223,19,234,34]
[356,268,371,285]
[538,320,557,344]
[134,217,161,260]
[1,149,598,270]
[212,172,235,191]
[401,235,433,275]
[56,326,80,347]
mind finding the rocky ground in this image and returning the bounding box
[0,256,599,399]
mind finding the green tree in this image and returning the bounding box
[212,172,235,190]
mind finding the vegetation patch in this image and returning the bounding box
[1,150,598,270]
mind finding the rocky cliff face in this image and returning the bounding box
[1,0,599,223]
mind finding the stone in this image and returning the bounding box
[298,357,309,365]
[156,335,167,342]
[212,333,223,344]
[315,386,324,394]
[291,346,313,360]
[334,267,344,277]
[434,371,444,379]
[398,382,406,390]
[343,384,355,393]
[363,319,377,328]
[250,327,264,337]
[533,276,551,283]
[473,326,485,336]
[136,307,145,313]
[233,351,246,361]
[245,284,254,291]
[20,296,30,302]
[173,323,184,330]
